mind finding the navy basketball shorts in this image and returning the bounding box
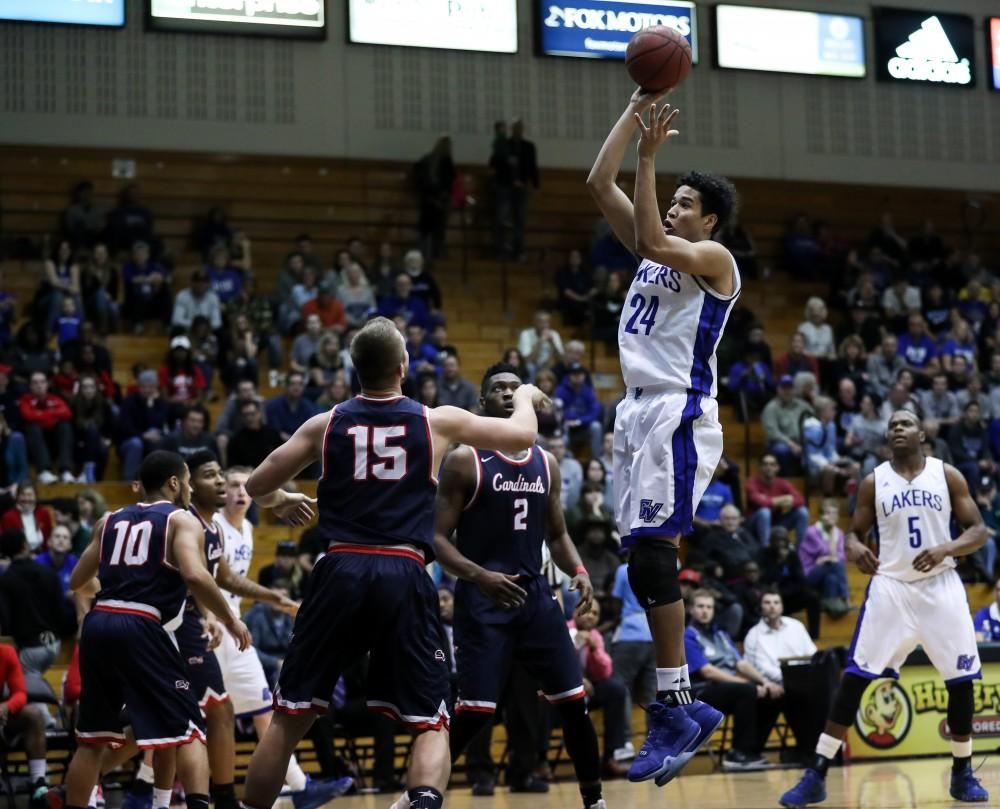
[453,587,585,714]
[274,545,451,731]
[76,607,206,749]
[174,609,230,709]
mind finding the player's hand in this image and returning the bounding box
[634,103,680,158]
[583,678,595,698]
[271,492,317,526]
[912,546,948,573]
[570,572,594,612]
[224,618,253,652]
[201,617,223,651]
[276,595,300,617]
[474,569,528,609]
[629,86,670,111]
[513,383,552,414]
[765,681,784,699]
[847,538,879,575]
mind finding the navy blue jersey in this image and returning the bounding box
[96,501,187,630]
[185,506,223,614]
[316,395,437,558]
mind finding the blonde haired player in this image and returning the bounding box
[587,88,739,785]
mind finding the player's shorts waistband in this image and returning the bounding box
[629,384,710,400]
[94,600,161,622]
[327,542,425,565]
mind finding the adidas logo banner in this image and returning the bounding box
[874,7,974,87]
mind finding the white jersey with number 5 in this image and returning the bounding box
[872,457,954,582]
[618,256,741,395]
[215,512,255,617]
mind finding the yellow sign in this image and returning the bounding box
[846,661,1000,759]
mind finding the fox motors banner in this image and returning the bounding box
[846,657,1000,759]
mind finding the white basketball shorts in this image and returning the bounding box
[847,570,981,684]
[613,387,723,541]
[214,627,274,716]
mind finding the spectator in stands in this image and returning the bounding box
[1,485,51,553]
[295,234,326,277]
[301,286,346,334]
[158,335,206,420]
[437,354,477,411]
[337,262,375,329]
[56,297,81,351]
[557,363,603,458]
[117,370,168,481]
[0,374,28,494]
[696,504,761,581]
[566,482,614,543]
[316,373,349,409]
[774,333,819,383]
[549,435,582,510]
[746,454,810,549]
[491,118,538,261]
[276,251,305,310]
[161,404,217,460]
[840,298,882,352]
[922,283,952,336]
[225,274,280,369]
[11,323,57,385]
[716,215,759,279]
[555,249,596,326]
[833,378,860,439]
[879,380,919,422]
[19,372,73,484]
[244,579,295,686]
[307,333,350,400]
[802,397,859,496]
[947,353,973,391]
[727,345,774,417]
[957,277,991,328]
[534,369,564,439]
[258,543,305,600]
[265,372,318,443]
[794,370,819,409]
[692,467,735,541]
[897,313,939,381]
[923,418,953,465]
[684,589,773,770]
[416,374,439,409]
[569,599,629,776]
[195,205,232,257]
[406,323,439,377]
[609,561,652,755]
[107,184,155,253]
[74,489,106,555]
[577,519,620,607]
[552,340,590,385]
[205,245,243,304]
[972,476,998,582]
[282,265,319,334]
[171,269,222,332]
[519,310,565,376]
[797,297,835,361]
[214,379,262,465]
[959,373,991,422]
[289,314,324,375]
[831,336,868,397]
[761,376,813,474]
[0,640,50,806]
[919,373,960,430]
[122,241,170,333]
[187,314,219,393]
[62,180,106,246]
[866,334,905,399]
[219,312,260,393]
[949,401,995,494]
[940,318,977,375]
[72,375,113,482]
[761,528,821,639]
[593,271,627,344]
[881,272,922,332]
[583,458,612,510]
[378,272,433,331]
[35,524,77,595]
[845,393,888,477]
[412,136,455,261]
[799,500,850,616]
[973,578,1000,641]
[228,400,282,469]
[41,239,82,338]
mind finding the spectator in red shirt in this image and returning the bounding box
[569,600,629,777]
[745,453,810,549]
[300,288,347,334]
[0,483,53,552]
[0,642,50,803]
[19,371,74,484]
[158,335,206,422]
[773,332,820,386]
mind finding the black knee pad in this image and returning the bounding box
[947,680,975,737]
[829,672,873,728]
[627,541,680,609]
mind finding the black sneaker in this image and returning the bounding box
[471,777,495,797]
[722,750,770,771]
[509,775,550,793]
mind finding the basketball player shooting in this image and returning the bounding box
[587,89,740,786]
[779,411,988,807]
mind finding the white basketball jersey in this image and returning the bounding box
[618,255,741,395]
[215,512,254,617]
[872,457,955,582]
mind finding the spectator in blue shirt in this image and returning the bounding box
[122,241,171,333]
[56,298,81,351]
[265,371,319,443]
[405,323,439,377]
[974,578,1000,642]
[206,245,243,304]
[939,318,977,375]
[610,562,654,753]
[693,466,734,540]
[117,370,170,482]
[378,274,432,331]
[34,524,77,594]
[556,363,603,458]
[896,313,939,381]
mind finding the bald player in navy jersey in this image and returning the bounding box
[239,317,548,809]
[433,362,607,809]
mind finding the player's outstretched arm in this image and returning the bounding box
[69,515,107,593]
[587,89,666,253]
[541,451,593,610]
[913,466,988,573]
[845,474,880,575]
[433,447,527,608]
[430,384,547,462]
[215,556,299,616]
[171,511,252,650]
[246,411,326,517]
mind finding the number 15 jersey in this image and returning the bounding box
[619,256,741,396]
[872,457,954,582]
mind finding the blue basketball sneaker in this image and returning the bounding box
[627,701,700,784]
[950,765,988,802]
[779,768,827,808]
[652,699,725,786]
[290,776,353,809]
[120,791,152,809]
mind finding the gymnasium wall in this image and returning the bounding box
[1,0,998,191]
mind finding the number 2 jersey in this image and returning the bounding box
[872,457,954,582]
[454,447,552,624]
[619,256,741,396]
[96,501,188,631]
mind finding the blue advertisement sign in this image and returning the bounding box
[0,0,125,26]
[538,0,697,61]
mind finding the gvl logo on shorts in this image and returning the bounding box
[638,499,663,523]
[175,680,190,690]
[434,649,446,663]
[956,654,977,672]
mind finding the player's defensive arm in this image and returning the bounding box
[845,474,880,575]
[215,556,299,616]
[430,384,545,459]
[542,451,593,610]
[172,511,252,650]
[433,447,527,608]
[246,411,325,520]
[913,466,988,573]
[69,515,107,593]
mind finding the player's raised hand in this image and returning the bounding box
[200,617,223,651]
[634,103,680,158]
[224,617,253,652]
[277,595,300,617]
[912,546,948,573]
[513,383,552,413]
[629,86,670,111]
[474,569,528,609]
[570,571,594,612]
[847,537,879,575]
[271,491,317,526]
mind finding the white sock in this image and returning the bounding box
[89,787,100,807]
[138,762,155,784]
[815,732,842,760]
[952,739,973,760]
[656,666,686,692]
[678,664,691,690]
[285,755,308,791]
[29,759,46,783]
[153,788,172,809]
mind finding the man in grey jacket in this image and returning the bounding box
[761,376,813,475]
[866,334,906,398]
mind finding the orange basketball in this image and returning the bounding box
[625,25,692,92]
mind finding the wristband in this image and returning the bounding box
[574,565,588,577]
